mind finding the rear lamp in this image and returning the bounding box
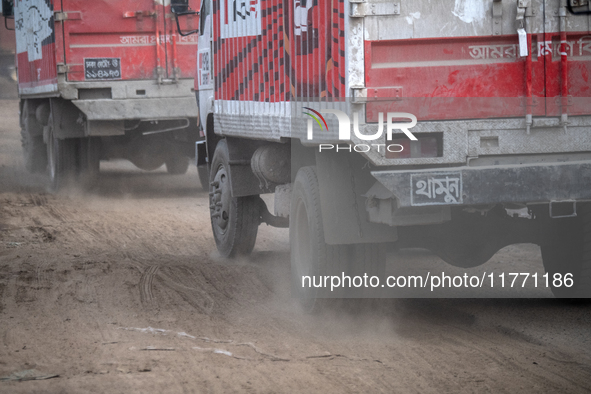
[385,133,442,159]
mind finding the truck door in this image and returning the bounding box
[197,0,213,123]
[59,0,198,83]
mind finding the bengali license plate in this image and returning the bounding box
[84,58,122,80]
[411,172,463,206]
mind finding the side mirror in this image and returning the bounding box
[1,0,14,17]
[171,0,189,14]
[567,0,591,14]
[171,0,199,36]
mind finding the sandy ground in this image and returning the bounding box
[0,98,590,393]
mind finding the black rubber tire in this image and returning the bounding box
[20,101,47,173]
[79,137,101,189]
[197,165,209,191]
[540,203,591,298]
[209,139,259,258]
[47,124,78,192]
[165,155,190,175]
[348,244,387,278]
[21,128,47,173]
[343,243,388,298]
[290,166,350,312]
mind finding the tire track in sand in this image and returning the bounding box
[139,265,160,306]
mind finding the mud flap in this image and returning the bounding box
[315,150,397,245]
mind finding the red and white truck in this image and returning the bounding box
[1,0,202,189]
[182,0,591,303]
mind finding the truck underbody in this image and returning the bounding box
[185,0,591,303]
[20,78,200,190]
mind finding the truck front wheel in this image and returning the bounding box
[209,139,259,258]
[540,203,591,298]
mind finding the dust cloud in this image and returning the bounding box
[0,95,590,392]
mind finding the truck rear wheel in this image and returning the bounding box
[348,244,387,279]
[21,128,47,173]
[197,165,209,191]
[165,155,190,175]
[47,123,78,191]
[290,166,350,312]
[79,137,101,188]
[20,102,47,173]
[540,203,591,298]
[209,139,259,258]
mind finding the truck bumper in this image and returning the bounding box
[371,162,591,208]
[72,96,198,121]
[57,79,198,120]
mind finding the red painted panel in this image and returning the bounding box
[61,0,198,82]
[16,44,57,89]
[14,0,59,94]
[212,0,346,103]
[542,32,591,117]
[365,35,546,121]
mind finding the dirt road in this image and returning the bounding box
[0,98,590,393]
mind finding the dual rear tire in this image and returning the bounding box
[46,123,100,191]
[21,129,47,174]
[20,101,47,174]
[290,166,386,312]
[165,156,190,175]
[540,203,591,298]
[197,165,209,190]
[21,101,100,191]
[46,124,78,191]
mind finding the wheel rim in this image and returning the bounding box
[210,163,232,236]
